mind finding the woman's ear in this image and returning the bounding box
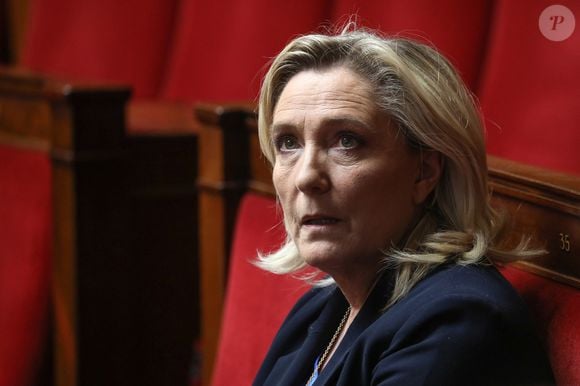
[413,150,443,205]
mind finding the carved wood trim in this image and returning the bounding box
[488,156,580,289]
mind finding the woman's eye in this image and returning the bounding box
[276,135,300,151]
[339,134,360,149]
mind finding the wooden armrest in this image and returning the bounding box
[127,100,199,134]
[488,155,580,288]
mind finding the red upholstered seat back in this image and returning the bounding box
[330,0,492,90]
[478,0,580,174]
[21,0,178,98]
[160,0,331,101]
[501,266,580,386]
[211,193,308,386]
[0,145,51,386]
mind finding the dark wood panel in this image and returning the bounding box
[123,133,199,386]
[0,67,201,386]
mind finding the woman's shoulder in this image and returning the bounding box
[358,264,553,385]
[406,263,524,310]
[374,263,532,338]
[363,262,545,374]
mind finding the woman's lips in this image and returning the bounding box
[303,218,339,225]
[301,215,341,226]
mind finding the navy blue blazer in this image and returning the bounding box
[254,264,554,385]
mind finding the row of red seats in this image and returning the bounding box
[20,0,579,173]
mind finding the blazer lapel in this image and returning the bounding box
[314,271,394,385]
[272,286,349,386]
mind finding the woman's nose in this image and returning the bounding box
[295,146,330,194]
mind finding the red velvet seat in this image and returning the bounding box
[0,145,51,386]
[330,0,493,90]
[211,193,308,386]
[477,0,580,174]
[160,0,332,101]
[21,0,179,98]
[501,266,580,386]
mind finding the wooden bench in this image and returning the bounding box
[0,68,201,386]
[196,103,579,386]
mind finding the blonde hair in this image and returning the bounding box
[256,29,532,306]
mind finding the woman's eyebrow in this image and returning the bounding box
[271,122,296,135]
[272,116,375,134]
[321,116,375,132]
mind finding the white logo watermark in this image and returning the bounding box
[539,5,575,41]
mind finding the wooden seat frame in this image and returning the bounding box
[0,68,200,386]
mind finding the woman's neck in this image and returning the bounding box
[318,271,381,373]
[332,267,381,313]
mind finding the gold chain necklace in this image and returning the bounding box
[305,306,351,386]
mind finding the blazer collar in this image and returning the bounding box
[314,269,395,384]
[272,285,348,385]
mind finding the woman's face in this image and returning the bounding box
[272,66,423,277]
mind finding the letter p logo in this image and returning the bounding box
[550,15,565,30]
[539,5,576,41]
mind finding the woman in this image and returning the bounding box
[253,28,554,386]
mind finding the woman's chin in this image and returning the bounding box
[301,251,347,276]
[301,253,331,270]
